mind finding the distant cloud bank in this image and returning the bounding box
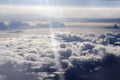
[0,21,66,30]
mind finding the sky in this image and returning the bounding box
[0,0,120,6]
[0,0,120,22]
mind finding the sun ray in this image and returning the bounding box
[44,0,65,80]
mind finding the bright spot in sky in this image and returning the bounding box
[0,5,120,19]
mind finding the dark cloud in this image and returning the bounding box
[8,20,29,29]
[64,54,120,80]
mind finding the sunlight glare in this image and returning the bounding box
[45,0,65,80]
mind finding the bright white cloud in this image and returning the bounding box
[0,29,120,80]
[0,5,120,19]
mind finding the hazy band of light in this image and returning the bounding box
[0,5,120,19]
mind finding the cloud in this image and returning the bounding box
[0,5,120,20]
[65,54,120,80]
[0,21,7,30]
[0,20,30,31]
[0,75,6,80]
[0,31,120,80]
[36,21,66,28]
[0,20,66,31]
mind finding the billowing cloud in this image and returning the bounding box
[0,30,120,80]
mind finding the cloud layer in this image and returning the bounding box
[0,30,120,80]
[0,5,120,20]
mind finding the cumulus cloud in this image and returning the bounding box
[0,20,30,31]
[0,31,120,80]
[0,20,66,31]
[8,20,29,29]
[102,24,120,30]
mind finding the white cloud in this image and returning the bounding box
[0,5,120,19]
[0,31,120,80]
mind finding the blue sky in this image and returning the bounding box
[0,0,120,7]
